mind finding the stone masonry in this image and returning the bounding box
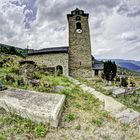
[27,53,69,76]
[27,9,94,78]
[67,9,93,78]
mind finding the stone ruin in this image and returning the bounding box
[19,60,36,80]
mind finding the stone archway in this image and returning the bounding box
[56,65,63,75]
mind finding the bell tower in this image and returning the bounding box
[67,8,93,78]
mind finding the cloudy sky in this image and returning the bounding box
[0,0,140,60]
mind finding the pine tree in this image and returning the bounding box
[103,61,117,81]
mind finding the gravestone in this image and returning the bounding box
[55,85,65,92]
[112,87,126,97]
[0,89,65,127]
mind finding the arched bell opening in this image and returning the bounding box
[76,22,82,30]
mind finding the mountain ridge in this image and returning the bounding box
[101,58,140,73]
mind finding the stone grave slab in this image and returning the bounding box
[0,89,65,127]
[112,87,126,97]
[116,108,140,124]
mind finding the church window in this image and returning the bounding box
[95,70,99,76]
[76,22,82,29]
[76,16,81,21]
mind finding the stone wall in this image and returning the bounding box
[93,70,103,77]
[68,12,93,78]
[27,53,69,76]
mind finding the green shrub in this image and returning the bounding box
[10,66,19,74]
[33,72,42,79]
[0,134,6,140]
[116,76,120,82]
[121,77,128,87]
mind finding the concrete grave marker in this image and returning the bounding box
[112,87,126,97]
[0,89,65,127]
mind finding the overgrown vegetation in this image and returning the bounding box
[0,54,140,139]
[0,108,49,139]
[0,54,105,139]
[79,77,140,112]
[117,66,140,76]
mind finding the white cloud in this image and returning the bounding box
[0,0,140,61]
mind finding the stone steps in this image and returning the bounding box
[69,77,140,126]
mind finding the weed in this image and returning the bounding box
[65,113,76,122]
[34,123,48,137]
[91,117,104,127]
[0,134,6,140]
[101,111,110,118]
[75,124,81,130]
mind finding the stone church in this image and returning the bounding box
[27,8,103,78]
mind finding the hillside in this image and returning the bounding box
[101,59,140,73]
[117,66,140,76]
[0,43,26,56]
[0,55,140,139]
[111,59,140,73]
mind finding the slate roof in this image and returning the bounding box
[92,59,104,70]
[28,46,69,55]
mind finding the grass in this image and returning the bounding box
[91,117,104,127]
[115,92,140,112]
[64,113,77,122]
[79,77,140,112]
[0,109,49,139]
[0,55,140,139]
[0,55,103,138]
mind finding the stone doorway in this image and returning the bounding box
[56,65,63,75]
[95,70,99,76]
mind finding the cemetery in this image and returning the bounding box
[0,7,140,140]
[0,54,140,139]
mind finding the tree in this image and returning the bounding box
[103,61,117,81]
[9,47,16,54]
[121,77,128,87]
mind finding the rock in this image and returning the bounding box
[116,108,140,124]
[30,79,40,86]
[0,89,66,127]
[55,85,65,92]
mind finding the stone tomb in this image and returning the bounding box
[112,87,126,97]
[0,89,65,127]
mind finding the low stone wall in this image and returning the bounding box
[27,53,69,76]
